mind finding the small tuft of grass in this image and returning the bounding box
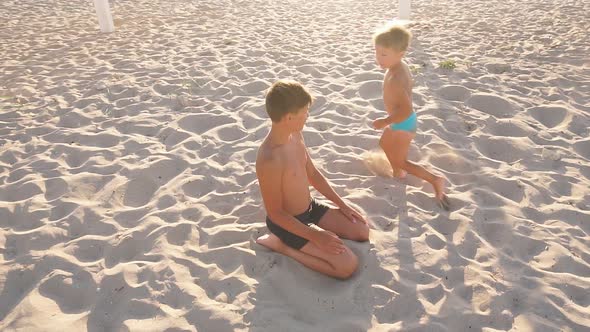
[439,59,457,70]
[102,106,113,117]
[181,79,199,95]
[409,64,422,74]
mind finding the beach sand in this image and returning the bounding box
[1,0,589,331]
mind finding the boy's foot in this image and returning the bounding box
[393,168,407,179]
[256,233,287,254]
[433,177,450,211]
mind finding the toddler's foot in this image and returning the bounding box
[433,177,450,211]
[393,168,407,179]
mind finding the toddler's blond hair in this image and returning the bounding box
[373,24,412,51]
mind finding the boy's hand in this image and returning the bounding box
[372,118,388,130]
[340,205,368,225]
[312,230,346,254]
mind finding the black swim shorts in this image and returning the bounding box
[266,199,330,250]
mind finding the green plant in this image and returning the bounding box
[439,59,457,70]
[409,64,422,74]
[181,79,199,95]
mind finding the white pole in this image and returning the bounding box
[398,0,411,20]
[93,0,115,33]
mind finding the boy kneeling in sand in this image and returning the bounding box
[256,80,370,279]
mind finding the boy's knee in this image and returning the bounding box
[356,225,370,242]
[349,223,370,242]
[335,251,358,280]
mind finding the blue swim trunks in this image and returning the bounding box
[389,112,417,132]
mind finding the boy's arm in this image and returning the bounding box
[302,137,367,224]
[257,154,319,241]
[304,151,346,209]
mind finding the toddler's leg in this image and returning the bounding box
[380,132,408,179]
[379,129,449,210]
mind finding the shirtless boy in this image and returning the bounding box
[255,80,370,279]
[372,24,450,210]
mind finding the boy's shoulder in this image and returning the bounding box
[256,141,286,169]
[257,133,304,164]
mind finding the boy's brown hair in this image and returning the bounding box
[265,80,313,122]
[373,24,412,52]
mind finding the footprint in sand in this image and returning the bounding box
[7,168,31,183]
[240,80,268,95]
[430,218,460,236]
[485,177,525,203]
[425,234,446,250]
[554,283,590,307]
[178,114,234,135]
[527,105,571,129]
[485,62,512,74]
[116,176,158,207]
[215,126,248,142]
[298,65,323,78]
[182,176,215,199]
[104,234,145,267]
[486,120,531,137]
[473,207,505,224]
[480,221,513,247]
[158,128,190,148]
[475,136,528,163]
[57,110,92,128]
[166,223,193,246]
[1,181,43,202]
[49,201,79,221]
[573,138,590,160]
[63,150,95,168]
[77,133,120,148]
[0,205,46,231]
[156,194,177,209]
[354,72,383,82]
[358,80,382,100]
[510,234,547,262]
[466,93,516,118]
[67,238,107,262]
[548,255,590,277]
[472,189,506,208]
[472,284,493,313]
[428,153,475,174]
[115,120,160,137]
[62,210,118,238]
[437,85,471,101]
[420,284,445,307]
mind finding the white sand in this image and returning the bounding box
[1,0,589,331]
